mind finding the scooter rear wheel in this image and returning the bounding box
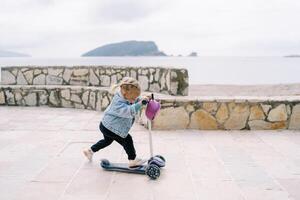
[146,164,160,180]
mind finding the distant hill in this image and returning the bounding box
[0,50,30,57]
[82,41,167,57]
[188,52,198,57]
[284,54,300,58]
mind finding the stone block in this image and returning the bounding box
[5,90,15,105]
[70,94,82,103]
[49,91,59,106]
[100,75,110,87]
[138,75,149,91]
[224,104,249,130]
[2,70,16,84]
[48,68,63,76]
[73,68,88,76]
[203,102,218,114]
[24,70,34,84]
[249,105,265,120]
[216,103,229,124]
[24,93,37,106]
[63,68,72,83]
[267,104,287,122]
[0,90,5,104]
[189,109,218,130]
[33,74,46,85]
[46,75,63,85]
[153,107,189,129]
[89,69,99,86]
[289,104,300,129]
[17,71,28,85]
[61,89,70,100]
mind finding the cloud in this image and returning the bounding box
[0,0,300,56]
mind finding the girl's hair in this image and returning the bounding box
[110,77,141,96]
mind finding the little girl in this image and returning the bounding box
[83,77,148,168]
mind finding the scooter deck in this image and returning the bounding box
[101,160,146,174]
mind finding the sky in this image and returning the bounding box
[0,0,300,57]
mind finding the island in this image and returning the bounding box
[188,52,198,57]
[284,54,300,58]
[0,50,30,57]
[82,40,167,57]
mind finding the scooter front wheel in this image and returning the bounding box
[146,164,160,180]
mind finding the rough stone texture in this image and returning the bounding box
[1,85,300,130]
[102,95,110,109]
[89,69,99,85]
[89,91,96,109]
[48,68,63,76]
[24,70,34,84]
[61,99,72,108]
[5,90,15,105]
[61,89,70,100]
[1,66,189,96]
[224,104,250,130]
[70,94,82,103]
[216,103,229,124]
[0,91,5,104]
[82,90,89,106]
[289,104,300,129]
[49,91,59,106]
[100,75,110,87]
[267,104,288,122]
[46,75,63,85]
[2,71,16,84]
[17,71,28,85]
[249,120,287,130]
[73,68,88,76]
[24,93,37,106]
[63,68,72,82]
[152,107,189,129]
[249,105,265,120]
[189,109,218,129]
[33,74,46,85]
[138,75,149,91]
[261,104,272,115]
[149,83,160,93]
[203,102,218,114]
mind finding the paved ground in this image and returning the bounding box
[1,107,300,200]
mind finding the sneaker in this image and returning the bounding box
[83,148,93,161]
[128,158,146,168]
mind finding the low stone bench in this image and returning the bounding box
[140,94,300,130]
[0,85,112,111]
[1,66,189,96]
[1,85,300,130]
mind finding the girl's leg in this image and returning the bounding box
[90,134,114,152]
[90,123,114,152]
[113,134,136,160]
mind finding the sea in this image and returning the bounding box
[0,56,299,85]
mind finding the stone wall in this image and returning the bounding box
[1,66,189,96]
[0,85,112,111]
[1,85,300,130]
[140,97,300,130]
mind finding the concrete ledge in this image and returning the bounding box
[1,66,189,96]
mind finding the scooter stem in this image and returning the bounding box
[148,119,154,158]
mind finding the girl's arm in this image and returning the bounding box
[109,100,142,119]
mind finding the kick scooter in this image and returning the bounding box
[100,94,166,179]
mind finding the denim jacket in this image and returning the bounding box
[101,91,141,138]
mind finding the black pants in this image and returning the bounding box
[91,123,136,160]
